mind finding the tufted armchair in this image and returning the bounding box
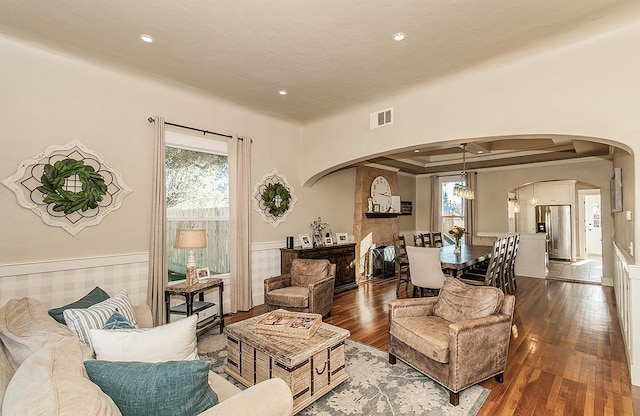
[388,278,515,405]
[264,259,336,317]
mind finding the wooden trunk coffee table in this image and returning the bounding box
[224,313,350,414]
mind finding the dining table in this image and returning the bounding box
[439,244,493,276]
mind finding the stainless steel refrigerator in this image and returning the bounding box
[535,205,572,261]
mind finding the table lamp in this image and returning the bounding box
[174,228,207,286]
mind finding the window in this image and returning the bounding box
[166,132,229,281]
[440,177,466,245]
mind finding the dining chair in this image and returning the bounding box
[405,246,447,297]
[499,235,516,294]
[458,237,504,288]
[413,233,425,247]
[422,232,433,247]
[393,235,411,294]
[508,234,520,292]
[431,232,444,248]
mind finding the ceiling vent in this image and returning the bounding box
[370,108,393,129]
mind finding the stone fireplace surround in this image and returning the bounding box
[353,166,400,281]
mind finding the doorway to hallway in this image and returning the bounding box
[578,189,602,259]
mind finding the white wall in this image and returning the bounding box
[302,13,640,186]
[0,34,304,264]
[301,10,640,271]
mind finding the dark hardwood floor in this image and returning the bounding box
[226,276,640,415]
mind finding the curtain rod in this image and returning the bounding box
[147,117,233,139]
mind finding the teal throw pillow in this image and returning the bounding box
[103,310,135,330]
[83,360,218,416]
[48,287,110,324]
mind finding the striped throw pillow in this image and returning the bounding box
[63,291,138,351]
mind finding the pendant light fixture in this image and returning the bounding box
[453,144,475,200]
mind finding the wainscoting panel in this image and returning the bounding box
[0,242,285,315]
[612,242,640,386]
[250,241,285,306]
[0,253,149,309]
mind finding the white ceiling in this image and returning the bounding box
[0,0,636,125]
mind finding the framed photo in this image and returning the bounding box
[324,236,334,245]
[400,201,413,215]
[373,204,381,213]
[336,233,349,245]
[196,267,210,280]
[299,234,313,249]
[313,234,323,247]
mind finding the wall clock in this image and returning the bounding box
[251,168,297,228]
[371,175,392,213]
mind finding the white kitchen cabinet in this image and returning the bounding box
[534,181,574,205]
[514,233,547,278]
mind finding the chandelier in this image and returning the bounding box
[453,144,475,200]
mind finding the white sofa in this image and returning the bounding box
[0,297,293,416]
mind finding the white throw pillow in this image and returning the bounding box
[63,290,138,351]
[88,314,198,362]
[2,337,121,416]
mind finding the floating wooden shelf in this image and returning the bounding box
[365,212,399,218]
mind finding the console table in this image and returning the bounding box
[164,278,224,336]
[280,243,357,293]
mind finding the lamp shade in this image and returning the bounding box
[174,228,207,249]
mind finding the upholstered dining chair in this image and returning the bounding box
[388,278,515,406]
[405,246,447,297]
[263,259,336,317]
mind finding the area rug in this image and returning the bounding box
[198,333,489,416]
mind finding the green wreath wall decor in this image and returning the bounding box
[37,158,107,215]
[251,169,297,228]
[262,182,292,217]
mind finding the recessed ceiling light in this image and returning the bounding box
[393,32,406,42]
[279,90,287,95]
[140,34,154,43]
[414,150,420,153]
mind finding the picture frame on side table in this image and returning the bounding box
[336,233,349,245]
[324,236,334,245]
[196,267,210,280]
[299,234,313,249]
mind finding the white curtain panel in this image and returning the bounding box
[228,136,252,312]
[430,175,439,233]
[147,117,168,325]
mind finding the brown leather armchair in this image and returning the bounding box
[388,278,515,405]
[264,259,336,317]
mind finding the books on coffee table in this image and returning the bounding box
[255,309,322,339]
